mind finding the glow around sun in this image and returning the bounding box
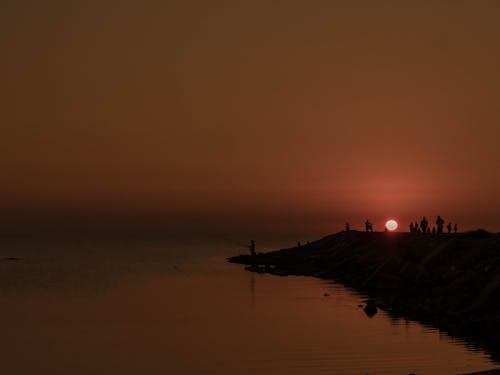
[385,219,398,231]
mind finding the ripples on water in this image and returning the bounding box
[0,238,497,374]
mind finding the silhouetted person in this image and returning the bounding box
[250,240,256,256]
[415,222,420,233]
[297,241,301,247]
[409,222,414,233]
[345,222,350,232]
[420,217,428,233]
[436,216,445,234]
[454,223,458,233]
[365,219,373,232]
[447,222,452,234]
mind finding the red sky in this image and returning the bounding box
[2,1,500,236]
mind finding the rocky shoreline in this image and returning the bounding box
[228,230,500,364]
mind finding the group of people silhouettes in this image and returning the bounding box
[249,215,460,256]
[409,216,457,234]
[343,216,458,234]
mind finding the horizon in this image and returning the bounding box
[0,209,497,239]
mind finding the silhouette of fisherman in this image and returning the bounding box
[447,222,452,234]
[345,222,350,232]
[365,219,373,232]
[250,240,256,256]
[454,223,458,234]
[420,217,428,233]
[436,216,445,234]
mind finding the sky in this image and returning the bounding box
[1,0,500,236]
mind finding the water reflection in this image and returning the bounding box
[250,272,256,306]
[0,238,497,375]
[379,297,500,364]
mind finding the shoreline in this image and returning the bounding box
[228,230,500,364]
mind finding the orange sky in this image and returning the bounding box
[1,1,500,235]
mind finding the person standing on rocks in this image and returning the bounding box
[447,222,452,234]
[420,217,428,233]
[454,223,458,233]
[436,216,445,234]
[365,219,373,232]
[345,222,350,232]
[250,240,256,256]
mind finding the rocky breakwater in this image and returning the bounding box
[228,230,500,359]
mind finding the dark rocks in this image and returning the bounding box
[228,230,500,359]
[363,300,378,317]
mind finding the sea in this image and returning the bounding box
[0,235,498,375]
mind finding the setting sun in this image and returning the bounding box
[385,219,398,231]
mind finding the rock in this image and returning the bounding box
[363,300,378,317]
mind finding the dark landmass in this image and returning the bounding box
[228,230,500,363]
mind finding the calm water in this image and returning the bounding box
[0,237,498,375]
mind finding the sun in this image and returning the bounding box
[385,219,398,231]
